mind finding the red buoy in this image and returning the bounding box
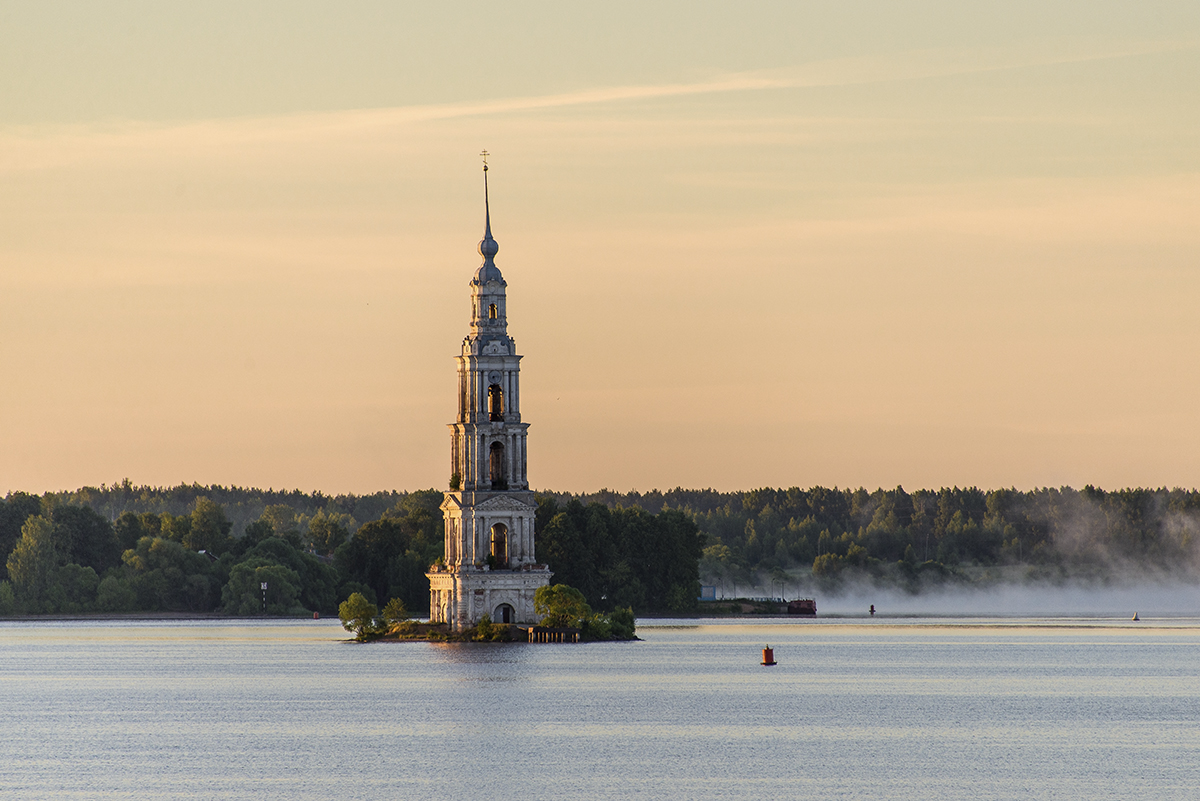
[762,645,777,666]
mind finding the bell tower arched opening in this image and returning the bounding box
[489,441,506,489]
[490,522,509,568]
[488,384,504,421]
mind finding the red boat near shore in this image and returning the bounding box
[787,599,817,615]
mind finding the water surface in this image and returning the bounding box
[2,617,1197,800]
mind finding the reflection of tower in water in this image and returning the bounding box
[426,158,551,631]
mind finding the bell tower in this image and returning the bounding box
[427,158,551,631]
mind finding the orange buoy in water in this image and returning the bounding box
[762,645,777,666]
[314,612,320,620]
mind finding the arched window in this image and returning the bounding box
[488,303,497,320]
[489,441,506,489]
[491,523,508,568]
[488,384,504,421]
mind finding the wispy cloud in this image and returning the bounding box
[382,36,1197,123]
[2,35,1194,156]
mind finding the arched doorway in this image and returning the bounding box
[490,522,508,568]
[489,441,506,489]
[494,603,514,624]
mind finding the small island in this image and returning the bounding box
[339,583,636,643]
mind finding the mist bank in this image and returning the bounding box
[543,485,1200,596]
[802,582,1200,618]
[713,577,1200,618]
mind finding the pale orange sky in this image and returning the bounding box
[2,3,1199,495]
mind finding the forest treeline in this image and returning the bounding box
[552,485,1200,592]
[3,482,1197,617]
[0,482,701,617]
[0,486,443,618]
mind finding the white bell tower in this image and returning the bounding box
[427,157,551,631]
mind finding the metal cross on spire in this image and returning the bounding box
[480,150,489,171]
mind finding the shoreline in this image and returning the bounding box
[0,612,327,622]
[3,611,1187,623]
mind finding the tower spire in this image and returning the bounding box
[478,151,498,263]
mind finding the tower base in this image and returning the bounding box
[427,565,551,632]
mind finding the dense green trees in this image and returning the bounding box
[333,490,442,613]
[572,485,1200,592]
[237,537,338,613]
[222,560,301,615]
[185,498,234,554]
[6,516,59,611]
[0,484,706,618]
[8,480,1194,617]
[5,509,122,613]
[0,489,379,616]
[119,537,217,612]
[306,509,353,555]
[0,493,43,581]
[535,499,703,613]
[42,479,406,545]
[0,486,455,618]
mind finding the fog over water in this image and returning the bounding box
[798,583,1200,618]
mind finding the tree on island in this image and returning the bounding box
[535,583,636,640]
[338,592,379,641]
[338,593,412,641]
[535,584,593,628]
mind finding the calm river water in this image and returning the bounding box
[2,617,1197,800]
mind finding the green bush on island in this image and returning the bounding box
[608,606,636,639]
[473,613,497,641]
[534,583,636,641]
[337,594,419,641]
[534,584,591,628]
[381,597,415,635]
[338,592,381,641]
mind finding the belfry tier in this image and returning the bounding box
[448,250,530,494]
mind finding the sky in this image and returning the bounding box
[2,1,1199,495]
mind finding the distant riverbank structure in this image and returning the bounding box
[426,161,552,632]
